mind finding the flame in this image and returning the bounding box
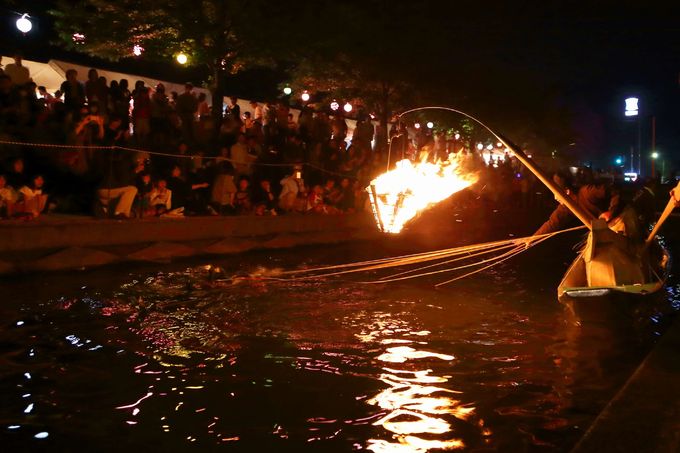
[367,154,477,233]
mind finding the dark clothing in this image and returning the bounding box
[96,151,136,190]
[167,176,192,210]
[60,80,85,113]
[252,187,276,210]
[535,184,620,235]
[6,171,28,190]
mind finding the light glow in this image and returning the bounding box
[476,143,484,150]
[343,102,353,113]
[625,97,639,117]
[283,86,292,95]
[301,91,310,102]
[330,101,340,111]
[367,155,477,233]
[651,151,659,159]
[176,53,188,65]
[16,14,32,33]
[132,44,144,57]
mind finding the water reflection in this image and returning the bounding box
[358,316,483,452]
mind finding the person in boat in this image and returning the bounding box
[535,174,621,235]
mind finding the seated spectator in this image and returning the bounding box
[234,176,252,214]
[136,171,153,215]
[148,178,172,216]
[279,169,306,212]
[96,151,138,219]
[307,184,337,214]
[0,174,18,218]
[5,157,28,190]
[322,178,342,206]
[252,179,277,215]
[167,164,210,215]
[16,175,48,218]
[336,177,356,212]
[211,158,237,214]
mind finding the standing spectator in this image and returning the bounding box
[231,133,256,176]
[176,83,198,142]
[150,83,171,148]
[60,69,85,119]
[250,101,263,124]
[4,54,30,86]
[226,96,240,119]
[197,92,210,120]
[132,87,151,145]
[85,69,107,113]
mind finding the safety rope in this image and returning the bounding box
[0,139,362,177]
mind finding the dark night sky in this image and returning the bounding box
[1,0,679,170]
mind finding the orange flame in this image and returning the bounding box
[367,154,478,234]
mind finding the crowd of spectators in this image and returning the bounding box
[0,55,387,220]
[1,54,587,224]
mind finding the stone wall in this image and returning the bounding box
[0,214,379,274]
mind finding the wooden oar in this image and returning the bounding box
[644,181,680,250]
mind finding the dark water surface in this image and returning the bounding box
[1,236,678,452]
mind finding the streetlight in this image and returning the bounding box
[343,102,353,113]
[283,86,292,95]
[176,53,188,65]
[651,152,659,178]
[476,143,484,150]
[301,91,310,102]
[16,14,32,34]
[426,121,434,129]
[615,156,623,166]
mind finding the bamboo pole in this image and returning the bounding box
[496,135,595,229]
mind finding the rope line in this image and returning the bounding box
[0,139,360,176]
[268,225,586,286]
[0,140,366,178]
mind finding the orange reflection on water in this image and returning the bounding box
[366,344,473,452]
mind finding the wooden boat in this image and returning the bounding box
[558,236,671,300]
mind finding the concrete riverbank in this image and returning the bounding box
[571,315,680,453]
[0,214,380,274]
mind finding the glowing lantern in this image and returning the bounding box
[301,91,310,102]
[486,144,493,150]
[476,143,484,150]
[343,102,353,113]
[176,53,188,65]
[426,121,434,129]
[132,45,144,57]
[454,133,460,140]
[283,86,292,95]
[624,97,639,117]
[16,14,32,33]
[330,101,340,111]
[414,122,421,129]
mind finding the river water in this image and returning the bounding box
[1,231,678,452]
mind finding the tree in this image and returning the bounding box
[284,0,434,151]
[49,0,283,135]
